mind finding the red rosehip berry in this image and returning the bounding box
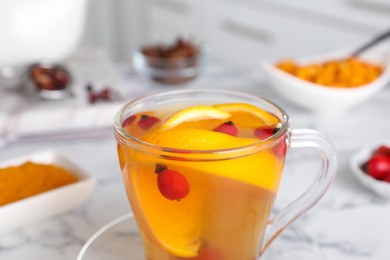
[155,164,189,201]
[122,115,136,128]
[254,126,287,158]
[213,121,238,136]
[99,87,112,101]
[374,145,390,157]
[197,248,224,260]
[88,91,98,104]
[383,173,390,183]
[366,155,390,180]
[254,126,274,140]
[138,115,160,130]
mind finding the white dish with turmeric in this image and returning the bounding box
[0,151,95,236]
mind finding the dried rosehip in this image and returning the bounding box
[138,115,160,130]
[155,164,189,201]
[141,38,200,85]
[30,65,69,91]
[367,155,390,180]
[53,69,69,88]
[213,121,238,136]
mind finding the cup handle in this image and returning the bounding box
[261,129,337,254]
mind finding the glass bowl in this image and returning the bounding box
[132,46,207,86]
[25,60,72,100]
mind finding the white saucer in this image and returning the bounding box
[78,213,326,260]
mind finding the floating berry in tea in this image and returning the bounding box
[155,164,189,201]
[138,115,160,130]
[213,121,238,136]
[254,126,286,158]
[254,126,275,140]
[196,247,224,260]
[122,115,136,128]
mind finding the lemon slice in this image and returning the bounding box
[159,105,231,131]
[214,103,279,128]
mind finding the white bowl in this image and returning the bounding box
[0,150,96,236]
[350,141,390,198]
[261,44,390,115]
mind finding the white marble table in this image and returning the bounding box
[0,53,390,260]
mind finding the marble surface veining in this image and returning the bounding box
[0,51,390,260]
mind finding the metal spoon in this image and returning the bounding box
[350,28,390,57]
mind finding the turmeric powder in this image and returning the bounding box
[0,162,79,206]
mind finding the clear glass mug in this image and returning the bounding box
[114,89,337,260]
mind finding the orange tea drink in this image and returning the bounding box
[116,99,288,260]
[115,90,336,260]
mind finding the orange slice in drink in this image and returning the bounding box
[159,105,231,131]
[140,128,281,189]
[214,103,279,128]
[131,129,282,258]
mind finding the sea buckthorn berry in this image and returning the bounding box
[138,115,160,130]
[155,164,190,201]
[213,121,238,136]
[276,57,383,88]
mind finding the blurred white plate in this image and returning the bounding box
[0,150,96,236]
[261,44,390,115]
[350,141,390,198]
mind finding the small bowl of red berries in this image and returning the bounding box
[350,142,390,198]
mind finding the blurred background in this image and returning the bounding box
[1,2,390,260]
[1,0,390,137]
[1,0,390,86]
[82,0,390,65]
